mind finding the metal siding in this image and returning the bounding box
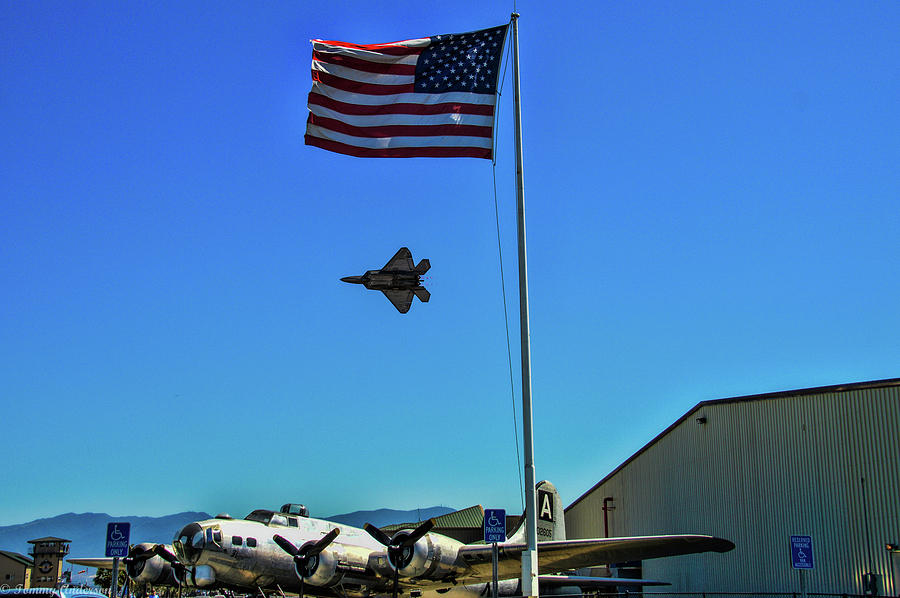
[564,383,900,594]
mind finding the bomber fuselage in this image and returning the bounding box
[171,510,394,596]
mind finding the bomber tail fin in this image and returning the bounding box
[414,287,430,303]
[415,258,430,274]
[506,480,566,543]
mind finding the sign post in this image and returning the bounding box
[106,523,131,598]
[791,535,814,598]
[484,509,506,598]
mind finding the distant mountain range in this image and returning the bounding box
[0,512,213,563]
[0,506,455,565]
[325,507,453,529]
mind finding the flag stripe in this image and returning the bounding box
[313,51,418,76]
[311,82,497,108]
[313,38,430,54]
[308,102,494,127]
[308,114,493,139]
[308,91,494,117]
[305,134,492,158]
[312,70,415,96]
[312,44,422,65]
[306,123,493,149]
[312,60,414,86]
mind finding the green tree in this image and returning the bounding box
[92,568,128,592]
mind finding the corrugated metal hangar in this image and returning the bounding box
[565,378,900,595]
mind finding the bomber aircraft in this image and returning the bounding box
[96,481,732,598]
[69,542,180,588]
[341,247,430,313]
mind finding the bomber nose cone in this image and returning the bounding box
[341,276,363,284]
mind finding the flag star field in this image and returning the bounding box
[415,25,507,94]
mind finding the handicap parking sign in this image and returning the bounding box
[484,509,506,543]
[790,535,814,569]
[106,522,131,557]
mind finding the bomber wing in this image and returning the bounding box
[456,535,734,583]
[383,247,415,271]
[539,574,669,588]
[67,557,116,569]
[383,289,414,313]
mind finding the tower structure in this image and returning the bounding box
[27,537,70,588]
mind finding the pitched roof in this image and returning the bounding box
[0,550,34,566]
[382,504,486,531]
[566,377,900,512]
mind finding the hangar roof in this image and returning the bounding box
[0,550,34,566]
[566,377,900,512]
[382,504,486,531]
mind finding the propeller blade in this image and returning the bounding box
[128,545,156,563]
[401,519,435,547]
[363,523,392,547]
[153,545,180,565]
[307,528,340,557]
[272,534,300,558]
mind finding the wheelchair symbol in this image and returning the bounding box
[487,513,502,527]
[110,525,125,541]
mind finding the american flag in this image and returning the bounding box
[306,24,509,159]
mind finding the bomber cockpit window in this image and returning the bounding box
[245,510,275,524]
[204,527,222,550]
[246,538,257,547]
[280,504,309,517]
[288,518,298,527]
[173,522,204,564]
[270,513,288,527]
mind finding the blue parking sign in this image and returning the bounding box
[484,509,506,543]
[106,522,131,557]
[790,535,814,569]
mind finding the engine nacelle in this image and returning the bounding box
[176,565,216,588]
[303,544,347,587]
[125,544,178,586]
[187,565,216,588]
[392,533,462,580]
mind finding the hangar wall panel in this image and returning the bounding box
[565,381,900,594]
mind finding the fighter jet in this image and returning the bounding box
[341,247,430,313]
[149,481,732,598]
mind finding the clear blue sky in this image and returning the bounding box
[2,1,898,527]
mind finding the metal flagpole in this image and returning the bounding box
[510,12,539,598]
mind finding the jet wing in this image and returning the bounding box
[456,535,734,583]
[67,557,116,569]
[382,247,414,271]
[383,290,414,313]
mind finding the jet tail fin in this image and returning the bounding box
[414,287,430,303]
[506,480,566,543]
[415,258,430,274]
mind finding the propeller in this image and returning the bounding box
[272,528,341,598]
[151,544,186,598]
[123,544,157,579]
[363,519,435,598]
